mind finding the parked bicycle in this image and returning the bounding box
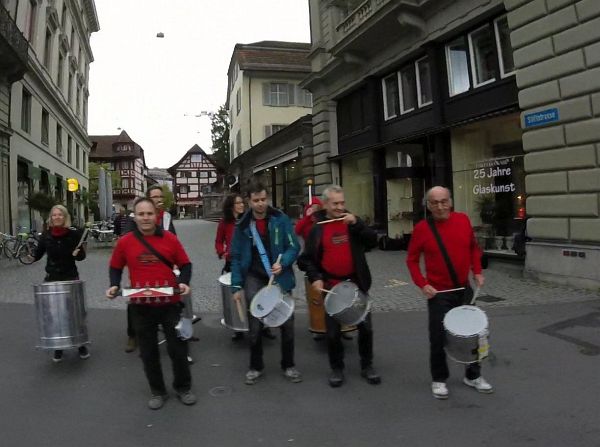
[2,227,39,265]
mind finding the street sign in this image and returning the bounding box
[524,108,559,128]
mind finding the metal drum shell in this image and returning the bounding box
[33,280,89,350]
[324,281,371,327]
[443,305,489,364]
[218,273,249,332]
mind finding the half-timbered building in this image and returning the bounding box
[167,144,218,218]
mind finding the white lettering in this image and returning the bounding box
[473,183,516,195]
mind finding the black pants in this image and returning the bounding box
[244,274,295,371]
[126,303,135,337]
[326,312,373,370]
[427,291,481,382]
[130,303,191,395]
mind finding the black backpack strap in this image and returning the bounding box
[427,218,460,288]
[133,230,174,270]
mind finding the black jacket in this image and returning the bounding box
[34,228,86,281]
[297,210,377,292]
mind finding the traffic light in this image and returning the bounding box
[67,178,79,192]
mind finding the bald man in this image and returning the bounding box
[406,186,492,399]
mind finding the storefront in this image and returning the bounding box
[256,156,304,219]
[451,113,525,257]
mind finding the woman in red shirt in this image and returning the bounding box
[294,197,322,241]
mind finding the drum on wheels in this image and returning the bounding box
[324,281,371,327]
[218,273,249,332]
[305,277,356,333]
[443,305,490,364]
[33,280,89,350]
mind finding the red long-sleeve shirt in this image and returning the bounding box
[406,212,482,290]
[215,218,236,261]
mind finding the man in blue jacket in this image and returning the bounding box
[230,181,301,385]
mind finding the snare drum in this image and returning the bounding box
[250,284,294,328]
[443,305,490,364]
[305,277,356,333]
[324,281,371,326]
[218,273,249,332]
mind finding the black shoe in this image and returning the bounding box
[328,369,345,388]
[52,350,63,363]
[78,346,90,360]
[361,366,381,385]
[262,328,276,340]
[231,332,244,341]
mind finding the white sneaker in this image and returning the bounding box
[245,369,263,385]
[431,381,448,399]
[463,376,494,394]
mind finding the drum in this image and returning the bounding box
[305,277,357,333]
[33,280,89,350]
[218,273,249,332]
[443,305,490,364]
[250,284,294,328]
[324,281,371,326]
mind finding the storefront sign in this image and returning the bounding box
[472,157,516,195]
[524,108,559,128]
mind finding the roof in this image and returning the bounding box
[167,144,217,176]
[228,40,311,75]
[89,130,146,166]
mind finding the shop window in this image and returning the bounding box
[399,66,417,114]
[494,16,515,78]
[41,109,49,145]
[468,25,496,87]
[382,74,399,120]
[446,37,471,96]
[341,154,374,225]
[416,57,433,107]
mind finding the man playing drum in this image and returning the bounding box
[406,186,493,399]
[298,185,381,387]
[230,181,302,385]
[106,198,196,410]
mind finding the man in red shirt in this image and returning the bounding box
[406,186,493,399]
[106,198,196,410]
[298,185,380,387]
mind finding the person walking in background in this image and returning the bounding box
[294,197,322,241]
[406,186,492,400]
[31,205,89,363]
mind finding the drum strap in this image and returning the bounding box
[250,221,273,276]
[427,218,460,288]
[133,230,174,271]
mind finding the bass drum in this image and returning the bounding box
[33,280,89,350]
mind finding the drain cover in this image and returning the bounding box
[209,386,232,397]
[477,295,505,303]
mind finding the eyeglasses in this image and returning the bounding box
[428,199,451,207]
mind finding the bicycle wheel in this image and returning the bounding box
[18,242,36,265]
[3,239,16,258]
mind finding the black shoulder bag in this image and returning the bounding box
[427,218,473,303]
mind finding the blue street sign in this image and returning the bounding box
[524,108,559,128]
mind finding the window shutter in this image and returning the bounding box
[263,83,271,105]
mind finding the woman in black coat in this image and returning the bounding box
[32,204,89,363]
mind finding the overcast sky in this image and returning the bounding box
[88,0,310,168]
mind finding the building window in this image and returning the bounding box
[295,86,312,107]
[21,89,32,133]
[82,153,87,175]
[199,172,208,178]
[179,185,188,194]
[263,82,289,106]
[24,0,37,41]
[399,66,417,114]
[191,153,202,163]
[495,15,515,78]
[446,36,471,96]
[68,70,73,104]
[468,25,496,87]
[76,86,81,116]
[83,96,88,126]
[416,57,433,107]
[236,130,241,153]
[57,52,65,90]
[41,109,49,145]
[67,135,72,164]
[264,124,286,138]
[382,74,399,120]
[75,144,80,169]
[61,3,67,30]
[44,28,53,70]
[236,89,241,115]
[56,124,63,156]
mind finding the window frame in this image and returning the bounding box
[56,124,62,157]
[381,73,399,120]
[445,36,472,97]
[494,15,516,79]
[398,65,417,115]
[41,109,49,146]
[415,56,433,107]
[21,89,32,133]
[468,24,497,88]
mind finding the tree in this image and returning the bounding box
[210,104,230,170]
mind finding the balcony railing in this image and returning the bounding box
[335,0,390,36]
[0,5,28,80]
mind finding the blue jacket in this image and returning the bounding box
[230,207,299,293]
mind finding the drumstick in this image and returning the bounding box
[268,254,283,287]
[72,228,89,256]
[316,287,336,295]
[308,183,312,203]
[436,287,466,294]
[316,217,345,225]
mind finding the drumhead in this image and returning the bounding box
[250,285,282,318]
[325,281,363,315]
[443,305,488,336]
[218,272,231,286]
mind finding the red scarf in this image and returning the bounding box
[50,227,69,237]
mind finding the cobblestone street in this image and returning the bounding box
[1,219,597,312]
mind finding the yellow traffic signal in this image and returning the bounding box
[67,178,79,192]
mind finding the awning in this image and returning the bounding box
[252,149,299,173]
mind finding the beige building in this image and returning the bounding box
[226,41,313,162]
[304,0,600,289]
[3,0,98,230]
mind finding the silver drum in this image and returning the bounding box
[33,280,89,350]
[219,273,249,332]
[324,281,371,326]
[443,305,490,364]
